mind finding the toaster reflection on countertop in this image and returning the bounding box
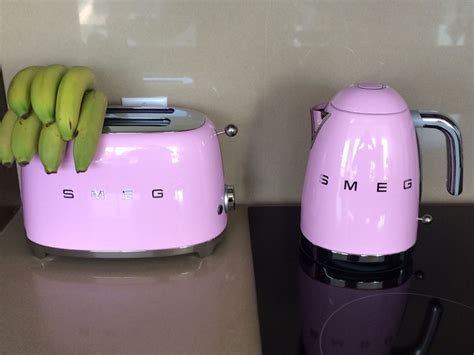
[21,255,234,353]
[298,252,445,355]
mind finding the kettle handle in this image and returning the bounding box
[411,111,463,195]
[310,103,328,141]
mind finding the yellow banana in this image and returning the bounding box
[11,112,42,166]
[31,64,67,126]
[38,123,67,174]
[7,66,42,118]
[0,110,18,166]
[73,90,107,173]
[56,66,96,141]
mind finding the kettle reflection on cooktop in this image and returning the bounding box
[248,206,474,355]
[298,253,447,355]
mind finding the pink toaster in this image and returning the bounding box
[20,106,238,258]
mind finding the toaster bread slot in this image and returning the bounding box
[103,107,206,133]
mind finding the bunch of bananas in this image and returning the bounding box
[0,65,108,173]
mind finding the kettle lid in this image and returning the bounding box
[330,83,408,114]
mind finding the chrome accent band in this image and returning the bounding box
[300,234,414,269]
[412,110,463,195]
[28,233,225,259]
[299,250,413,290]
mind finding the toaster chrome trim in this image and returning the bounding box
[103,106,206,133]
[28,233,224,259]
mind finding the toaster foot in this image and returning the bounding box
[195,240,218,258]
[30,244,47,259]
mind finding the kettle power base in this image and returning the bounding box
[27,233,224,259]
[299,234,414,273]
[299,248,413,290]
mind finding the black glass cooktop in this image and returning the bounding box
[248,204,474,355]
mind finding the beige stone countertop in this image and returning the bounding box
[0,207,261,354]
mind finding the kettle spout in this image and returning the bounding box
[310,103,328,141]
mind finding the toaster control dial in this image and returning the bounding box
[224,184,236,212]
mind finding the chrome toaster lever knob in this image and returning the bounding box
[224,184,236,212]
[217,124,238,137]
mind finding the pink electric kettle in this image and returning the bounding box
[300,83,463,268]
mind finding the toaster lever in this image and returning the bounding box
[217,124,238,137]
